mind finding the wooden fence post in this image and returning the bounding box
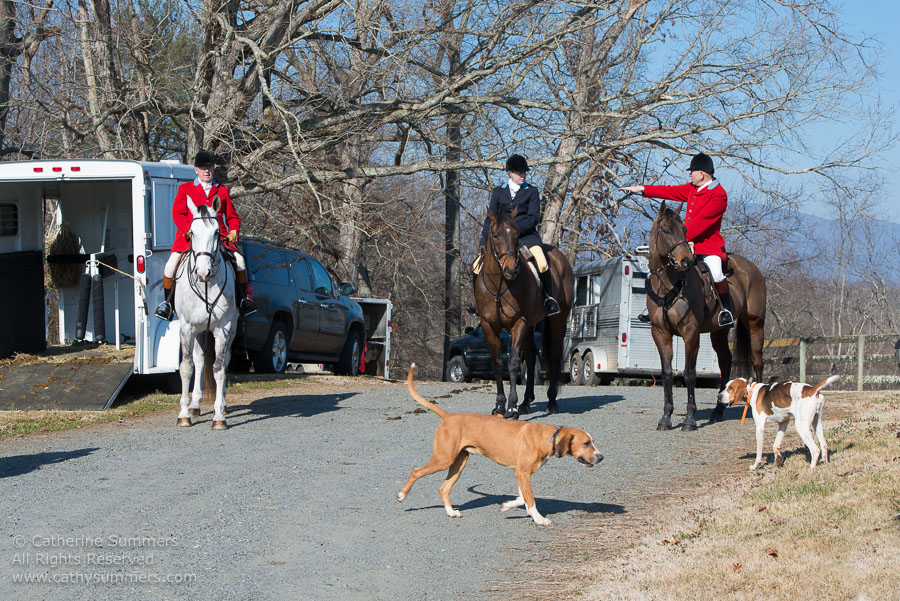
[857,334,865,392]
[799,339,806,383]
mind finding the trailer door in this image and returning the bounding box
[139,178,181,373]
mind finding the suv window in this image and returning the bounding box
[309,259,333,297]
[246,246,289,286]
[292,258,312,292]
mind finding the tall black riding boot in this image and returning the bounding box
[715,280,734,328]
[539,270,561,316]
[154,276,176,321]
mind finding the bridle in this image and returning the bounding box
[179,213,230,325]
[479,226,520,318]
[646,216,693,323]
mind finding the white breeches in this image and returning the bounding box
[700,255,725,282]
[164,250,245,278]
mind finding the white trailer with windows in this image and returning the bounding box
[564,253,720,385]
[0,159,196,409]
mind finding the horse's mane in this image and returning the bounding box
[493,209,519,230]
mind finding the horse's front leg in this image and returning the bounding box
[189,332,205,418]
[651,325,675,431]
[516,322,536,416]
[682,334,700,432]
[481,323,507,416]
[708,328,731,423]
[211,327,231,430]
[177,329,195,427]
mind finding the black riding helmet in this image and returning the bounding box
[505,154,529,173]
[687,152,714,175]
[194,150,216,168]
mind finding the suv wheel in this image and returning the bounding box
[447,355,469,383]
[254,321,288,374]
[336,330,363,376]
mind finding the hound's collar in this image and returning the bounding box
[548,426,562,454]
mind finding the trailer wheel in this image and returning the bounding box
[253,321,289,374]
[569,353,583,386]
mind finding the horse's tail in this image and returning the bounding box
[407,364,447,419]
[733,319,752,379]
[203,332,216,403]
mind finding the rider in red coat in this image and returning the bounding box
[154,151,257,321]
[620,152,734,327]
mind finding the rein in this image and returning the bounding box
[479,232,517,318]
[180,217,231,327]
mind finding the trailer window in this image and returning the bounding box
[0,203,17,236]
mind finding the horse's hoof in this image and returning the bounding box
[546,402,559,414]
[681,422,698,432]
[177,417,192,427]
[211,420,227,430]
[504,409,519,420]
[518,403,531,415]
[189,408,201,418]
[492,404,505,416]
[656,420,673,431]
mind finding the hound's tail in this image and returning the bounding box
[810,375,841,396]
[407,364,448,419]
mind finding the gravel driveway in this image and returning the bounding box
[0,375,750,600]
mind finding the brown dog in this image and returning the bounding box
[397,364,602,525]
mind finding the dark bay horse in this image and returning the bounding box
[474,210,574,418]
[647,201,766,431]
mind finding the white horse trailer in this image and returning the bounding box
[0,159,196,409]
[564,254,720,386]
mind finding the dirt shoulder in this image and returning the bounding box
[507,390,900,601]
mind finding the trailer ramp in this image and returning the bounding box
[0,346,133,411]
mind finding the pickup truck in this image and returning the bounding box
[445,324,543,384]
[232,238,368,375]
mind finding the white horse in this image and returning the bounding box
[174,196,238,430]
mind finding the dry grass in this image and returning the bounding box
[571,391,900,601]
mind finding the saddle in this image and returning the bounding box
[518,245,542,285]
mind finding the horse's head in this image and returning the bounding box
[187,197,222,282]
[487,208,520,280]
[650,201,694,272]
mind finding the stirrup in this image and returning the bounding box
[717,308,734,328]
[154,300,174,322]
[240,298,258,317]
[544,296,561,317]
[466,302,478,316]
[637,311,651,323]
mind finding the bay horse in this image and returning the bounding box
[174,197,239,430]
[647,201,766,431]
[474,209,574,418]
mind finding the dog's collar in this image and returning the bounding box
[548,426,562,455]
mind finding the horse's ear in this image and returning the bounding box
[211,194,222,213]
[187,198,200,218]
[658,201,667,216]
[510,205,520,219]
[488,209,498,223]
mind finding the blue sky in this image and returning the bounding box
[824,1,899,222]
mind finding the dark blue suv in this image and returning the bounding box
[232,238,367,375]
[445,324,543,383]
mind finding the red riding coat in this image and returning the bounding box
[643,181,728,260]
[170,179,241,253]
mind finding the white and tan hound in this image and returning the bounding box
[719,375,840,470]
